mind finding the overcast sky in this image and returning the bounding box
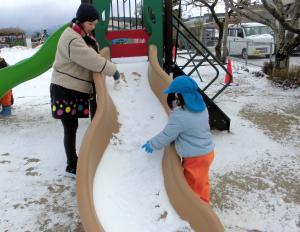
[0,0,81,31]
[0,0,224,33]
[0,0,137,32]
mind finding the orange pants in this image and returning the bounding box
[0,90,13,106]
[182,150,214,205]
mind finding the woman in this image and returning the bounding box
[50,3,120,175]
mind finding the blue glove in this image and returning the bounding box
[142,141,154,154]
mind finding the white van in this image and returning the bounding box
[227,23,274,58]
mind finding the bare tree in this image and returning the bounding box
[261,0,300,70]
[222,0,230,62]
[187,0,226,61]
[225,0,300,73]
[261,0,300,34]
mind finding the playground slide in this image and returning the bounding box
[148,45,224,232]
[76,47,119,232]
[76,45,224,232]
[0,24,68,98]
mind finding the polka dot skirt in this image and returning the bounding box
[50,84,90,119]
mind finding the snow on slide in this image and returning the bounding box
[93,57,194,232]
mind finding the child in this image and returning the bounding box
[142,75,215,205]
[0,58,13,117]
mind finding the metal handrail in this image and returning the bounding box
[172,13,232,100]
[180,33,203,81]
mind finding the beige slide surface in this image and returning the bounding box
[76,48,119,232]
[148,45,224,232]
[76,46,224,232]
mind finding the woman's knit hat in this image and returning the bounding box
[76,3,100,23]
[163,75,206,112]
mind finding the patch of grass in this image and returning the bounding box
[263,61,300,89]
[211,170,272,211]
[211,159,300,211]
[239,106,299,145]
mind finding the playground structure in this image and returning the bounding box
[0,0,234,231]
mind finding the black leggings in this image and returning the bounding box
[61,118,78,167]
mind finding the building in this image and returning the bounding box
[0,28,26,48]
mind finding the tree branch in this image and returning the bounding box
[226,0,277,32]
[262,0,300,34]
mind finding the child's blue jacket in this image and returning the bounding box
[149,107,214,157]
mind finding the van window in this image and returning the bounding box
[244,26,272,36]
[228,29,236,37]
[237,29,244,38]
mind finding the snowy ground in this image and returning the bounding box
[177,50,299,68]
[229,55,299,68]
[0,47,299,232]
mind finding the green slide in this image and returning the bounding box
[0,24,68,98]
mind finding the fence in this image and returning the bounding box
[109,0,144,30]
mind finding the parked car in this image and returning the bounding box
[227,23,275,58]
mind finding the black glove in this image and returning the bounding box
[113,70,120,81]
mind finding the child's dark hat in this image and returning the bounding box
[76,3,100,23]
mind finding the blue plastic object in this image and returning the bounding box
[141,142,154,154]
[163,75,206,112]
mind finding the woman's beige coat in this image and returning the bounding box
[51,27,116,94]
